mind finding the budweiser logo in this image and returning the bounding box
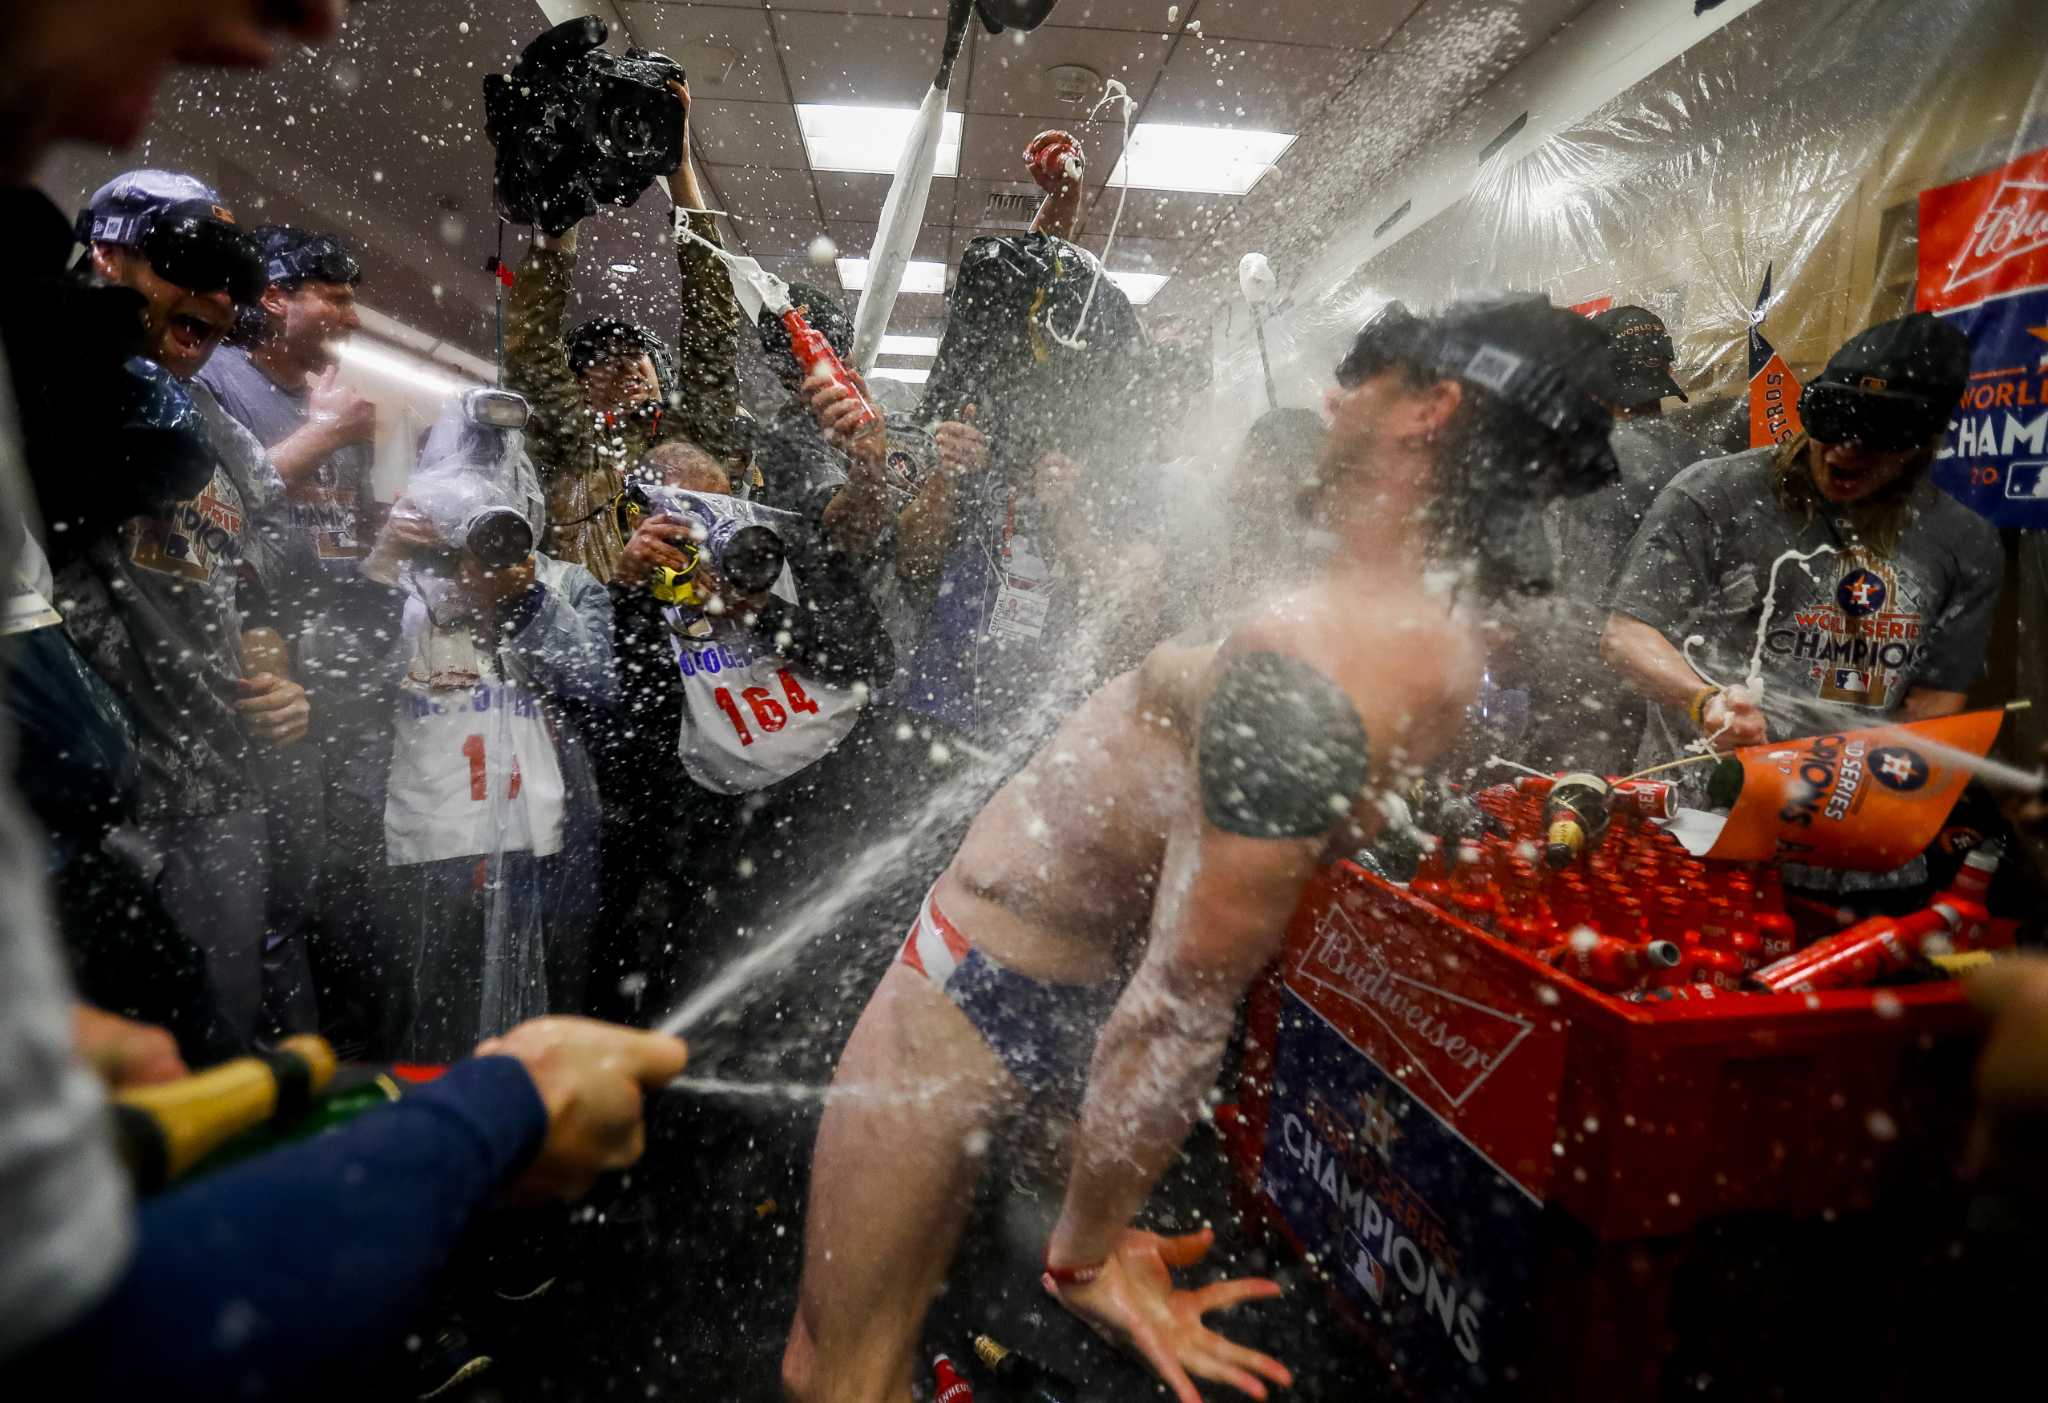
[1293,905,1532,1108]
[1943,176,2048,296]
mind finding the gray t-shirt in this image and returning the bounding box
[55,382,295,820]
[1608,445,2001,786]
[196,346,373,591]
[1523,416,1710,772]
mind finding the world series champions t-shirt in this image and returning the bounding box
[1607,446,2001,798]
[197,346,374,588]
[55,382,296,820]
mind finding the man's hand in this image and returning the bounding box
[616,513,696,588]
[74,1005,188,1090]
[305,366,376,449]
[475,1016,689,1203]
[802,362,882,461]
[935,404,989,480]
[1699,686,1766,750]
[1032,450,1083,511]
[1045,1227,1291,1403]
[668,79,693,181]
[237,672,311,747]
[1963,956,2048,1186]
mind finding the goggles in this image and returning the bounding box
[1798,381,1944,454]
[268,233,362,288]
[82,199,265,305]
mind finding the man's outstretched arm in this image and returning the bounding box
[1045,649,1372,1401]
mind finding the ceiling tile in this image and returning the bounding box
[770,0,953,15]
[965,23,1169,118]
[689,99,808,171]
[828,219,952,262]
[617,3,790,104]
[1048,0,1179,31]
[1386,0,1598,59]
[772,11,967,108]
[1082,185,1235,241]
[1189,0,1415,50]
[1072,233,1187,273]
[1143,35,1362,130]
[711,165,823,249]
[815,171,956,223]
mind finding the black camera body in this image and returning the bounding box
[484,17,686,237]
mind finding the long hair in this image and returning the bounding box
[1769,431,1927,558]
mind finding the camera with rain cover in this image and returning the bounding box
[619,480,785,610]
[483,16,687,237]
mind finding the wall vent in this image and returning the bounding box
[1477,111,1530,164]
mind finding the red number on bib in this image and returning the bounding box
[462,734,523,798]
[779,669,820,716]
[743,686,788,733]
[463,734,486,800]
[713,688,754,746]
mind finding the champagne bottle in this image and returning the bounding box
[970,1334,1081,1403]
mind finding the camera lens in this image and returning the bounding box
[464,508,535,571]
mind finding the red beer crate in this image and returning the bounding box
[1216,861,1980,1400]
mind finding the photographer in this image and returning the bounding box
[610,448,895,999]
[55,170,318,1046]
[503,75,739,586]
[365,394,614,1059]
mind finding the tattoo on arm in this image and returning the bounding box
[1197,652,1371,839]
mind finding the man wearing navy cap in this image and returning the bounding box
[60,169,317,1042]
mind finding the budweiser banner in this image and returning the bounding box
[1703,710,2005,869]
[1919,143,2048,527]
[1748,265,1804,449]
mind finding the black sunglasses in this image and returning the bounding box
[1799,383,1943,453]
[138,202,267,305]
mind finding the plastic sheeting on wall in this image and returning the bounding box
[1199,0,2047,760]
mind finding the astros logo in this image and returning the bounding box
[1836,567,1888,616]
[1868,745,1930,792]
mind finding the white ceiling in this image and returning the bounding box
[35,0,1600,362]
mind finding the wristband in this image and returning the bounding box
[1043,1249,1106,1287]
[1688,686,1720,728]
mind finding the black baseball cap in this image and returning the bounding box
[1338,296,1619,496]
[757,281,853,372]
[1799,312,1972,452]
[255,225,362,288]
[1591,305,1688,405]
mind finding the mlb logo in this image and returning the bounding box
[1834,668,1870,692]
[1346,1231,1386,1303]
[2006,461,2048,500]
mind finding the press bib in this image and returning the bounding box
[385,676,567,865]
[668,627,863,794]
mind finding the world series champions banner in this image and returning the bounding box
[1920,143,2048,528]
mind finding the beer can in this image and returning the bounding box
[1610,779,1676,819]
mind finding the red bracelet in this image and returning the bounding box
[1043,1249,1107,1286]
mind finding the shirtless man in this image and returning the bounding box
[783,297,1618,1403]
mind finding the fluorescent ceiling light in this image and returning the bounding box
[879,334,941,358]
[1105,271,1169,306]
[870,366,931,384]
[339,338,478,398]
[837,258,947,295]
[1106,124,1296,196]
[797,105,963,177]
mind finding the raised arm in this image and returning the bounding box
[663,82,741,461]
[503,228,591,479]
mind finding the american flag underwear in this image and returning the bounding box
[895,884,1122,1098]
